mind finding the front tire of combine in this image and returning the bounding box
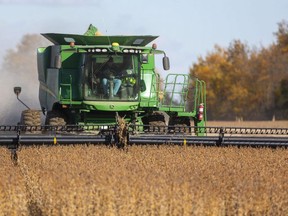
[142,111,169,133]
[168,116,191,133]
[45,111,66,130]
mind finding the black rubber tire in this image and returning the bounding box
[20,110,41,126]
[45,111,66,126]
[142,112,168,132]
[169,116,191,133]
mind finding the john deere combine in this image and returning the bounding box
[34,25,206,129]
[0,25,287,162]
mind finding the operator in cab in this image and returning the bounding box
[100,57,122,97]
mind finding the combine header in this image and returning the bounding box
[0,25,287,162]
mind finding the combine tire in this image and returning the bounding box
[45,111,66,126]
[142,111,168,132]
[19,110,42,134]
[20,110,41,126]
[169,116,191,133]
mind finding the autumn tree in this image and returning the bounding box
[190,21,288,120]
[275,20,288,53]
[226,40,251,119]
[191,43,251,120]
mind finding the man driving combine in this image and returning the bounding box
[101,57,122,97]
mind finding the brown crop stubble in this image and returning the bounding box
[0,145,288,215]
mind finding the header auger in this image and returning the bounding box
[0,24,288,163]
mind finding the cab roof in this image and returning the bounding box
[41,33,158,47]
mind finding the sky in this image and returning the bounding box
[0,0,288,74]
[0,0,287,123]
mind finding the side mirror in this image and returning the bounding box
[13,86,30,109]
[140,80,146,92]
[163,56,170,70]
[14,86,22,96]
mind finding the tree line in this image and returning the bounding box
[189,20,288,120]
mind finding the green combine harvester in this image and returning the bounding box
[33,25,206,130]
[0,25,287,163]
[14,24,206,137]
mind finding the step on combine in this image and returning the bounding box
[0,25,287,163]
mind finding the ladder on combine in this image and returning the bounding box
[158,74,206,118]
[161,74,190,111]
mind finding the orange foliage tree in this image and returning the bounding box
[190,21,288,120]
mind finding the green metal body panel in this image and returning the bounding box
[37,33,206,130]
[83,101,139,111]
[42,33,158,46]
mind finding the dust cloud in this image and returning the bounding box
[0,34,50,124]
[0,67,39,124]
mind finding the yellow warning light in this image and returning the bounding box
[53,137,57,145]
[112,42,120,51]
[95,31,102,36]
[70,41,75,47]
